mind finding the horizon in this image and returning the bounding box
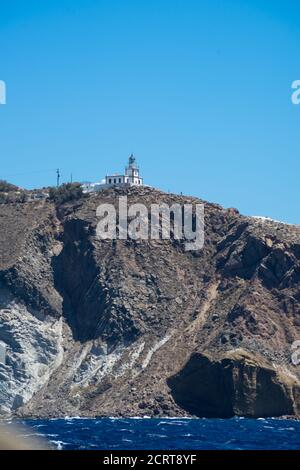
[1,1,300,224]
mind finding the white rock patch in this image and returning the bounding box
[0,299,63,415]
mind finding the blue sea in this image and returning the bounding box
[11,417,300,450]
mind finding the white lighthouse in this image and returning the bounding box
[81,154,144,193]
[104,154,143,188]
[125,154,143,185]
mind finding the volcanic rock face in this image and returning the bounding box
[168,350,300,418]
[0,187,299,418]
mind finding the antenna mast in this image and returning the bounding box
[56,169,60,187]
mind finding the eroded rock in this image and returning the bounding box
[168,350,300,418]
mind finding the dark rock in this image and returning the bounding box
[168,350,300,418]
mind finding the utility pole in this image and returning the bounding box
[56,169,60,187]
[70,173,73,183]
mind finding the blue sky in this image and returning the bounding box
[0,0,300,223]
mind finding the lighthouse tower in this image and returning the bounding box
[98,154,144,189]
[125,154,143,185]
[81,154,144,192]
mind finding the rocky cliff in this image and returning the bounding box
[0,186,299,418]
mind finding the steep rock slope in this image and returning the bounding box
[0,187,299,418]
[0,203,63,413]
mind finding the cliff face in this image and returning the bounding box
[0,186,299,418]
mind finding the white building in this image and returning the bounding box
[82,154,143,193]
[81,181,103,193]
[104,154,143,187]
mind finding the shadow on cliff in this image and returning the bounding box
[167,350,300,418]
[52,218,108,342]
[52,217,140,346]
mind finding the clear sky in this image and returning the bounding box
[0,0,299,223]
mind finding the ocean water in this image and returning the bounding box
[11,417,300,450]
